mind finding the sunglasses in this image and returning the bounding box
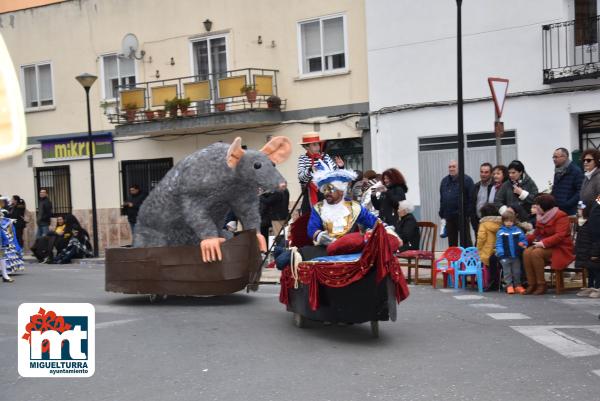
[583,158,595,163]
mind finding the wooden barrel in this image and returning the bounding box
[105,231,261,296]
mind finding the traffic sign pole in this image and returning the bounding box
[488,77,509,166]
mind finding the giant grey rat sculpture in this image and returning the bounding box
[133,136,291,262]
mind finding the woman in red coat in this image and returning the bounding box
[523,194,574,295]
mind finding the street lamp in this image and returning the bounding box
[456,0,467,247]
[75,73,99,257]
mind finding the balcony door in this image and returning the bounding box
[192,36,227,111]
[574,0,600,64]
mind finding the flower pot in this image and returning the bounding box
[245,90,257,103]
[179,105,189,115]
[144,110,155,121]
[125,109,136,122]
[184,109,195,117]
[215,102,226,112]
[266,96,281,109]
[156,110,166,119]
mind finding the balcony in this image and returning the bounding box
[543,16,600,84]
[108,68,285,136]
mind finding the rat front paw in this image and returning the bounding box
[200,237,226,263]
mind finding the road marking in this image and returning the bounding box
[511,325,600,358]
[487,313,530,320]
[49,269,81,272]
[553,299,600,306]
[453,295,485,300]
[551,298,600,316]
[250,292,279,298]
[93,305,141,315]
[96,318,142,329]
[592,370,600,378]
[439,289,458,293]
[469,303,507,309]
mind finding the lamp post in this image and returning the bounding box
[75,73,99,257]
[456,0,467,247]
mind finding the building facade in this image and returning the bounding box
[367,0,600,245]
[0,0,369,251]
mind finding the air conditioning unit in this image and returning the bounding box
[355,116,370,130]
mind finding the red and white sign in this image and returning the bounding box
[488,77,509,118]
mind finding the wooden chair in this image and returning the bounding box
[397,222,437,285]
[545,216,586,294]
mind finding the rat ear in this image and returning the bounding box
[226,137,245,168]
[260,136,291,164]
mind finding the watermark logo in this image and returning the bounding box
[18,303,95,377]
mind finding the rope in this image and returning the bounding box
[289,246,301,289]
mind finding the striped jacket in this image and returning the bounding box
[297,153,337,185]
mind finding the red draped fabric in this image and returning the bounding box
[279,223,410,311]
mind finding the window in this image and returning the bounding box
[575,0,597,46]
[191,35,227,112]
[120,158,173,201]
[299,15,347,75]
[22,62,53,109]
[35,166,72,216]
[102,54,136,99]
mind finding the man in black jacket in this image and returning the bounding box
[470,162,493,240]
[439,160,474,247]
[123,184,147,235]
[36,189,52,239]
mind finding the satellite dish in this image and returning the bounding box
[121,33,145,60]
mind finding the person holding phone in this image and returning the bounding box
[494,160,539,223]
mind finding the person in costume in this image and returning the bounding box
[309,168,376,243]
[273,163,400,269]
[0,213,23,281]
[297,132,344,214]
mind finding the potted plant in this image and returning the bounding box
[240,84,257,103]
[266,95,281,110]
[166,98,179,118]
[123,103,138,122]
[99,100,111,115]
[214,100,226,112]
[178,97,191,115]
[156,108,166,119]
[144,109,155,121]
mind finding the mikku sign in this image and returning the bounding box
[40,134,114,162]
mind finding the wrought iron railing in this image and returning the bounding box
[106,67,285,125]
[543,15,600,83]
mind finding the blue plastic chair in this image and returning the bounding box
[454,247,484,293]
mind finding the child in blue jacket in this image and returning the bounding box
[496,210,528,294]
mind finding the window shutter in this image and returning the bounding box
[301,21,321,73]
[119,56,135,78]
[38,64,53,103]
[323,17,344,56]
[103,55,117,98]
[23,66,37,107]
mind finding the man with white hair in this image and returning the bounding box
[439,160,474,247]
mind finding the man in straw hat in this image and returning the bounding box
[297,132,344,214]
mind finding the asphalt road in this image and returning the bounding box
[1,263,600,401]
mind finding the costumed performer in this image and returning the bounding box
[0,213,23,281]
[297,132,344,214]
[274,163,401,269]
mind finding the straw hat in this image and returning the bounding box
[299,132,323,145]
